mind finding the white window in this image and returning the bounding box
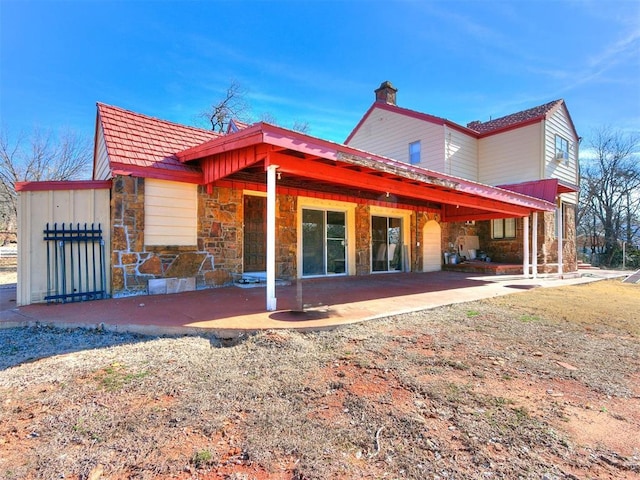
[555,135,569,161]
[409,141,421,165]
[492,218,516,239]
[144,179,197,246]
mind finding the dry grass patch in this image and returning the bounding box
[1,279,639,479]
[485,279,640,336]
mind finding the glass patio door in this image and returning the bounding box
[302,209,346,276]
[372,216,403,272]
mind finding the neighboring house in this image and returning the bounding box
[346,81,579,273]
[17,88,568,308]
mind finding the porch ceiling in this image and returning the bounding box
[177,122,556,220]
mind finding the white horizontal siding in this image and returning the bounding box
[544,106,579,202]
[17,188,111,305]
[93,123,112,180]
[144,179,197,246]
[478,123,542,186]
[445,126,478,181]
[348,108,446,172]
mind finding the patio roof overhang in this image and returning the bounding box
[177,122,557,220]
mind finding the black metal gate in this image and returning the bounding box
[44,222,107,303]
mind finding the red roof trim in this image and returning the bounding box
[16,180,112,192]
[110,163,204,184]
[183,122,555,213]
[347,99,579,142]
[498,179,578,204]
[345,102,479,144]
[474,117,544,138]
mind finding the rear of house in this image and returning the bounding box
[17,84,571,307]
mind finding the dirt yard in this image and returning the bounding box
[1,278,639,479]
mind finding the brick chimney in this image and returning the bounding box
[375,81,397,105]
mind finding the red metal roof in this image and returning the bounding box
[97,103,220,182]
[347,98,578,143]
[178,122,557,218]
[466,100,563,134]
[498,179,578,204]
[94,104,556,219]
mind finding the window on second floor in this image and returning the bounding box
[409,141,421,165]
[555,135,569,161]
[492,218,516,239]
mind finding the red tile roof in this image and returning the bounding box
[467,99,563,134]
[97,103,220,182]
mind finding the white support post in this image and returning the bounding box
[266,164,278,311]
[523,215,530,279]
[532,212,538,279]
[557,203,563,277]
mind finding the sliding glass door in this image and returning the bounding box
[372,216,403,272]
[302,209,346,276]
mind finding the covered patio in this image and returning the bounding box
[177,122,559,311]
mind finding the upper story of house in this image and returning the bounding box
[345,82,580,204]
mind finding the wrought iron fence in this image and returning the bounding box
[43,223,107,303]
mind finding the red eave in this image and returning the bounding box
[498,179,578,204]
[180,122,556,215]
[16,180,112,192]
[110,163,204,184]
[474,116,544,138]
[345,102,479,144]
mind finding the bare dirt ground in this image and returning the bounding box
[1,275,639,480]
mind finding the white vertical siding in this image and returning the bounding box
[478,123,543,186]
[144,179,197,246]
[17,188,111,305]
[445,126,478,181]
[544,106,579,204]
[93,123,112,181]
[347,108,446,172]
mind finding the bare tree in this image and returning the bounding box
[578,127,640,267]
[200,81,311,134]
[0,127,92,231]
[199,81,251,133]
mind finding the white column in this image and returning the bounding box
[557,203,563,277]
[266,164,278,311]
[523,215,530,279]
[532,212,538,279]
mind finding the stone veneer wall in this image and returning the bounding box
[276,194,297,279]
[197,185,243,286]
[110,176,219,297]
[355,204,371,275]
[474,207,577,272]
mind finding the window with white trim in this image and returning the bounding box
[491,218,516,239]
[409,141,421,165]
[555,135,569,161]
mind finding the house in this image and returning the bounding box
[346,81,579,274]
[17,86,570,309]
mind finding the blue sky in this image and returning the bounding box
[1,0,639,145]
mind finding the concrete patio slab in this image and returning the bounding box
[0,269,629,337]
